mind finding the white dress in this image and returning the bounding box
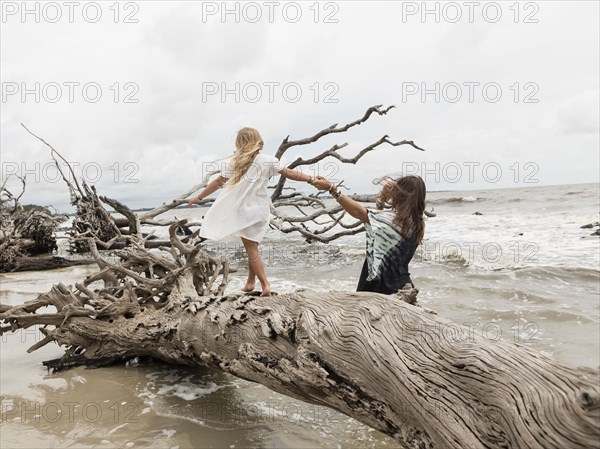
[199,153,284,243]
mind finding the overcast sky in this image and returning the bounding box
[1,0,598,212]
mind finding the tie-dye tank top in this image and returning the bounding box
[356,209,418,294]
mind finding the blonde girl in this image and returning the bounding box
[189,127,316,296]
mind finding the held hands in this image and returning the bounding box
[310,176,333,191]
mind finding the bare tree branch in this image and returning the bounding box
[274,104,396,157]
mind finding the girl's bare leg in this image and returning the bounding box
[241,262,256,292]
[241,237,271,296]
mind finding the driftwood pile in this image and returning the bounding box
[0,175,79,272]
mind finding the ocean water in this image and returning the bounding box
[1,182,598,448]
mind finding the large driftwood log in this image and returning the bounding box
[1,221,598,448]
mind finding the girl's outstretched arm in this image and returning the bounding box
[279,167,315,184]
[187,175,228,207]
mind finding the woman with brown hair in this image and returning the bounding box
[311,175,426,294]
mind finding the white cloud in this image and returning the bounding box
[1,1,598,212]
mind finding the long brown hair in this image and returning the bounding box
[375,175,426,244]
[227,127,264,186]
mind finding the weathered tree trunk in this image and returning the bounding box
[1,222,598,449]
[2,277,598,448]
[132,286,600,449]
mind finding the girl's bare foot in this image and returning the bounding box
[241,283,255,292]
[259,283,271,297]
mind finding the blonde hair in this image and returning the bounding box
[227,127,264,186]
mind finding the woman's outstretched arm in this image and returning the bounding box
[274,167,369,222]
[311,176,370,223]
[188,175,228,207]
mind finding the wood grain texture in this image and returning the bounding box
[177,284,600,449]
[3,272,598,448]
